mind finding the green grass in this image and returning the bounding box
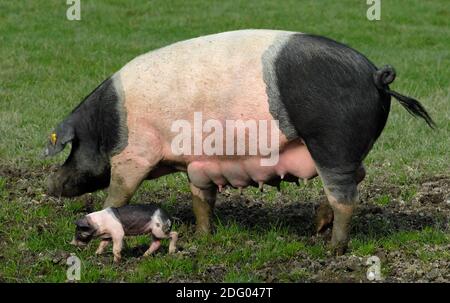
[0,0,449,282]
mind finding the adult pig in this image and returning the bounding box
[45,30,434,254]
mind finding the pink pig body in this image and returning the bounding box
[112,30,317,191]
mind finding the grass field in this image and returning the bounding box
[0,0,449,282]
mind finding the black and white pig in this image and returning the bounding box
[45,30,434,255]
[71,204,178,262]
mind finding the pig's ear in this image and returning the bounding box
[43,122,75,157]
[75,217,90,229]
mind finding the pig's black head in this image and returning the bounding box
[45,119,111,197]
[45,77,126,197]
[72,217,96,246]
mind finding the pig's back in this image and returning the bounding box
[113,29,297,139]
[112,204,160,236]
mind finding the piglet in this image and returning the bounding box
[71,204,178,263]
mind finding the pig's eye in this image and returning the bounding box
[156,223,161,228]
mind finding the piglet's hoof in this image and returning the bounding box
[113,256,121,263]
[143,239,162,257]
[143,250,157,258]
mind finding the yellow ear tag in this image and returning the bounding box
[50,133,57,145]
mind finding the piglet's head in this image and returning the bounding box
[71,217,96,247]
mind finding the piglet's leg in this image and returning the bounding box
[168,231,178,254]
[96,239,110,255]
[112,234,124,263]
[143,239,161,257]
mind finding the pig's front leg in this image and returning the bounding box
[168,231,178,254]
[104,152,159,208]
[143,238,161,257]
[95,239,111,255]
[189,183,217,234]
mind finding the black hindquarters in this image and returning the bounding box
[275,34,390,201]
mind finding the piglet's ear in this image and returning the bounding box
[43,122,75,157]
[75,217,90,229]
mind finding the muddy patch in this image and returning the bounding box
[166,176,449,240]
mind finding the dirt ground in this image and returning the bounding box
[0,165,449,282]
[167,175,450,282]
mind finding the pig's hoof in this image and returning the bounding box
[331,243,348,256]
[95,250,104,255]
[315,202,334,234]
[168,247,177,254]
[113,256,121,263]
[195,225,213,236]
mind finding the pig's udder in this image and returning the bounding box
[186,139,317,190]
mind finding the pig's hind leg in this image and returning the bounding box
[189,183,217,235]
[143,237,161,257]
[315,164,366,234]
[305,134,372,256]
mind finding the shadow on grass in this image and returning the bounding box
[163,182,449,240]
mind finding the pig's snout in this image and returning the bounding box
[46,169,84,198]
[47,173,63,197]
[47,164,111,198]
